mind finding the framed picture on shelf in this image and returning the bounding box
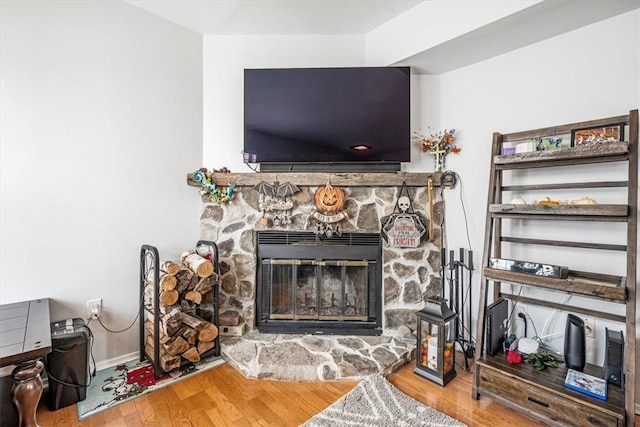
[571,124,624,147]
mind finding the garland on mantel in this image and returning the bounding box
[192,169,236,205]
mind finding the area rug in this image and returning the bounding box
[76,355,225,420]
[301,373,466,427]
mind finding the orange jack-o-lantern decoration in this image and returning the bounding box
[314,183,345,213]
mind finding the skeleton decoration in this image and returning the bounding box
[306,181,348,237]
[381,181,429,248]
[398,196,411,213]
[252,176,300,227]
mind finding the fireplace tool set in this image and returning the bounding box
[442,248,475,371]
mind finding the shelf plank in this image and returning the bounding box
[483,267,626,301]
[492,213,628,222]
[477,355,625,419]
[500,293,626,323]
[501,180,628,192]
[500,236,627,251]
[489,204,627,217]
[496,154,629,170]
[494,142,629,166]
[186,171,442,187]
[500,114,630,142]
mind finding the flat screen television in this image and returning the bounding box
[243,66,410,172]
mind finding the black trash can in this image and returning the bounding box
[45,318,91,410]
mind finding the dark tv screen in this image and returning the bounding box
[243,66,410,170]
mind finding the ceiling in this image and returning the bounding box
[125,0,422,35]
[125,0,639,74]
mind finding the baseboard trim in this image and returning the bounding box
[95,351,139,372]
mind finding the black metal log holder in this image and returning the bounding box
[441,248,474,371]
[138,241,221,379]
[139,244,161,379]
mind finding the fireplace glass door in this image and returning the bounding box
[267,260,372,322]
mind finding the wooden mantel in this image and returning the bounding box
[186,171,447,188]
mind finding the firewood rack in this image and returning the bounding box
[138,241,221,379]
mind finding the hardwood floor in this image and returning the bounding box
[35,360,638,426]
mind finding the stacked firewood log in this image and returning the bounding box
[144,250,218,372]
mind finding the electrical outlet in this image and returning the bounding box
[581,316,595,339]
[87,298,102,319]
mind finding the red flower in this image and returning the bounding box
[507,350,522,364]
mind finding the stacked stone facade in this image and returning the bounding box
[200,184,444,335]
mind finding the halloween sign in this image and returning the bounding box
[381,182,429,248]
[308,182,348,237]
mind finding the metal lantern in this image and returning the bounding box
[414,296,457,386]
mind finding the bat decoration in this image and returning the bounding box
[273,181,301,198]
[253,176,301,228]
[252,180,275,196]
[252,179,300,198]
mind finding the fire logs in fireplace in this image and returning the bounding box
[256,231,382,335]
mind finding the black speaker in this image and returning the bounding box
[604,328,624,387]
[564,314,586,371]
[485,298,508,356]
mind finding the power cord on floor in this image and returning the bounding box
[442,172,476,347]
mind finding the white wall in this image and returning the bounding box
[0,1,203,365]
[416,6,638,381]
[203,35,365,171]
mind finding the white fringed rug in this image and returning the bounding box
[301,373,466,427]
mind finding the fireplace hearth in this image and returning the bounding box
[256,231,382,335]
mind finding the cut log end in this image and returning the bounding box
[184,290,203,305]
[164,336,190,356]
[181,346,201,363]
[196,340,215,355]
[180,312,219,342]
[159,289,179,306]
[161,260,181,275]
[181,251,214,278]
[160,274,177,291]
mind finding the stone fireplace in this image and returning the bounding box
[196,172,445,337]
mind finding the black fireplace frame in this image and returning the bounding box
[255,231,383,335]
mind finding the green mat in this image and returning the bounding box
[76,355,225,420]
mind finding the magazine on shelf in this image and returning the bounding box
[564,369,607,401]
